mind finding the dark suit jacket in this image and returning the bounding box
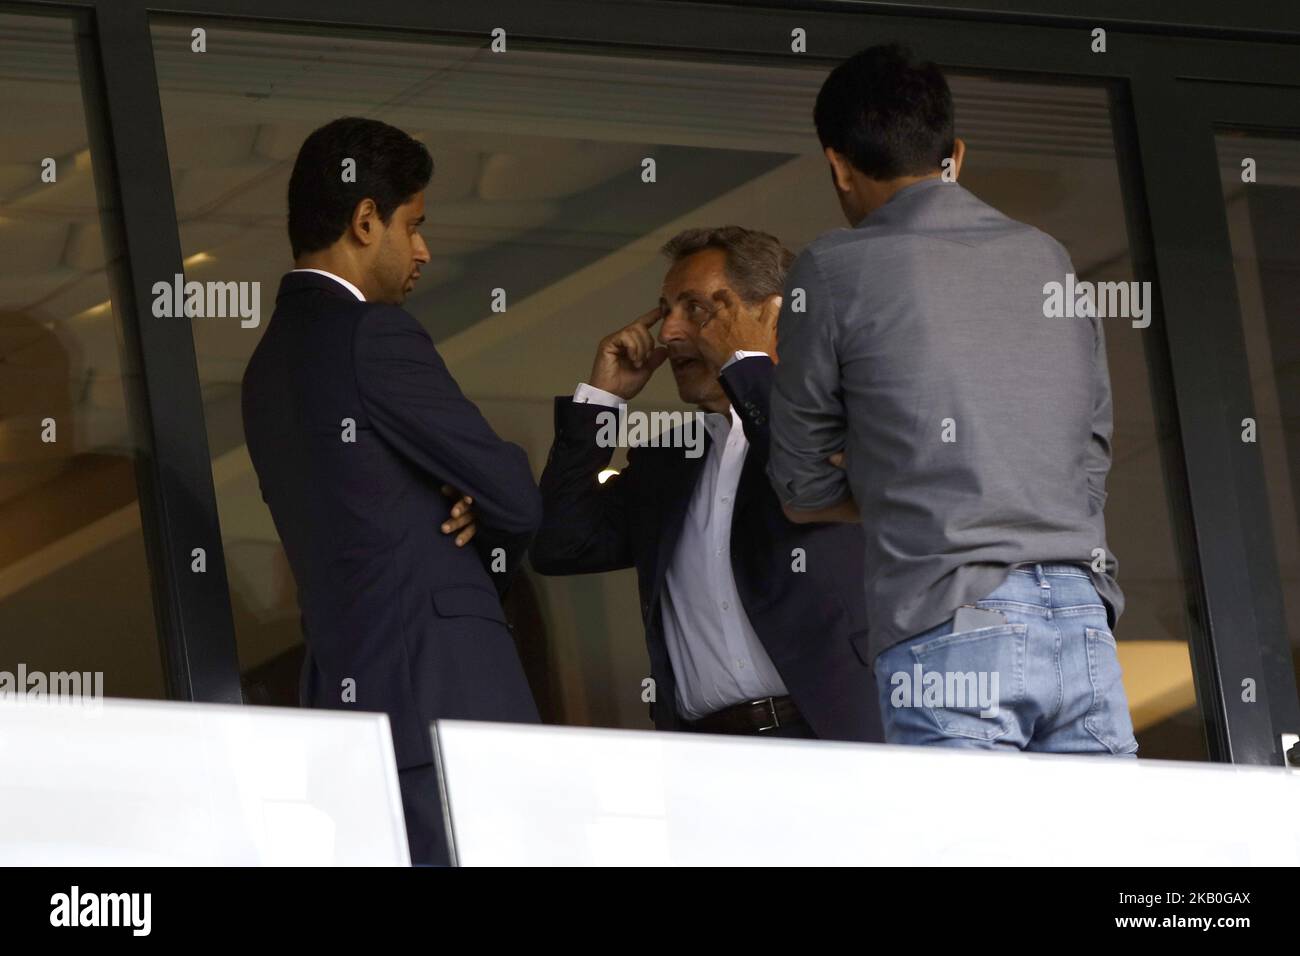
[532,355,881,742]
[241,271,541,770]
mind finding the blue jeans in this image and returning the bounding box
[873,564,1139,755]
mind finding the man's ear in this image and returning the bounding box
[949,138,967,180]
[760,294,783,334]
[824,147,854,193]
[350,198,380,246]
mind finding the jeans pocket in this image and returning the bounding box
[1084,627,1139,755]
[898,623,1027,741]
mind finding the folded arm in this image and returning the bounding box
[353,305,541,585]
[766,249,857,523]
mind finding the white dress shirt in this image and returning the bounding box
[290,268,366,302]
[573,351,788,719]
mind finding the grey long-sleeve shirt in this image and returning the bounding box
[768,177,1123,661]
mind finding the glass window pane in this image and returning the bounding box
[151,20,1204,757]
[1216,129,1300,721]
[0,12,164,700]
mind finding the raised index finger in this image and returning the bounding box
[634,305,664,329]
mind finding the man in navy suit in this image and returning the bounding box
[532,227,881,742]
[242,118,541,865]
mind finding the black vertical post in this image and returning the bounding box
[1106,74,1229,760]
[1125,61,1290,764]
[76,0,242,703]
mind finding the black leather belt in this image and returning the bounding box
[682,695,804,735]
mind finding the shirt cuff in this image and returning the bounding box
[721,350,770,370]
[573,383,625,407]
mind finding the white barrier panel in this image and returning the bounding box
[0,698,409,866]
[433,720,1300,866]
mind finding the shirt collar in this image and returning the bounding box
[701,406,743,444]
[853,175,948,229]
[290,268,366,301]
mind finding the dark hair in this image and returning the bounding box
[660,226,794,304]
[287,117,433,258]
[814,43,954,180]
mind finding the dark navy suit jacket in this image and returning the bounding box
[242,271,541,770]
[532,356,882,742]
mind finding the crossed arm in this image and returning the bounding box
[354,304,542,589]
[767,249,861,525]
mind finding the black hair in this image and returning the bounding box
[813,44,954,180]
[287,117,433,258]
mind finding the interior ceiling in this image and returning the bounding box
[5,15,1299,457]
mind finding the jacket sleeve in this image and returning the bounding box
[718,353,774,460]
[353,304,542,537]
[531,396,640,575]
[767,248,852,509]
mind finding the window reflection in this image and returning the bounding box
[0,12,163,700]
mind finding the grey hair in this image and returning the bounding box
[660,225,795,305]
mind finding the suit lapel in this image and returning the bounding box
[733,440,768,524]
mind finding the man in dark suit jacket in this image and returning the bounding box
[242,118,540,865]
[532,227,881,743]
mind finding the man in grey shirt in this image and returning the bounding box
[769,44,1138,755]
